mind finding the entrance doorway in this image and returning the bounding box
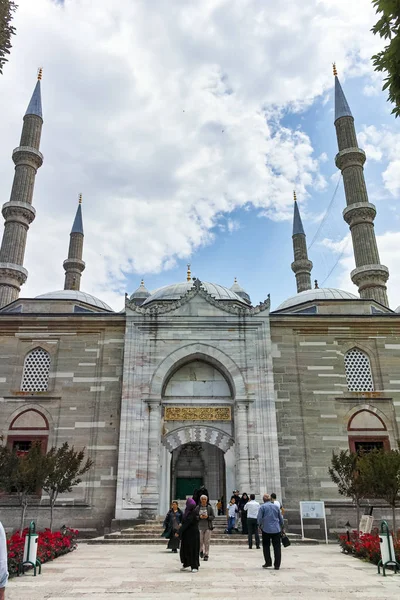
[176,477,202,499]
[171,442,225,502]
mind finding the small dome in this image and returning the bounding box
[35,290,113,311]
[130,280,150,305]
[275,287,358,311]
[230,278,251,305]
[395,306,400,313]
[143,280,247,305]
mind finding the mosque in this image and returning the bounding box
[0,67,399,536]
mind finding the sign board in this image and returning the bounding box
[300,501,326,520]
[299,501,328,544]
[359,515,374,535]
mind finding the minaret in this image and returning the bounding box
[0,70,44,308]
[333,64,389,306]
[291,191,313,293]
[63,195,85,290]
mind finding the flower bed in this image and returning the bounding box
[7,527,78,575]
[339,530,400,565]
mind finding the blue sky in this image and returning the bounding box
[0,1,400,311]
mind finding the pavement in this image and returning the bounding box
[6,542,400,599]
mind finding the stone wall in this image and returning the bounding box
[270,311,400,536]
[0,313,125,534]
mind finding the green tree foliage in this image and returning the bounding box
[0,441,49,533]
[0,0,17,75]
[328,450,368,533]
[371,0,400,118]
[358,448,400,536]
[42,443,93,531]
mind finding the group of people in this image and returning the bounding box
[162,485,214,573]
[162,486,285,572]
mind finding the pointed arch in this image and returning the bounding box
[20,346,51,392]
[344,347,374,392]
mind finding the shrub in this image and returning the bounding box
[7,527,78,575]
[339,529,400,565]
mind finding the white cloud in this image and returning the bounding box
[0,0,389,308]
[358,126,400,195]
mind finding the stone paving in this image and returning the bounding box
[6,543,400,599]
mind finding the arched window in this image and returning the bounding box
[344,348,374,392]
[7,409,49,455]
[20,347,51,392]
[348,409,389,453]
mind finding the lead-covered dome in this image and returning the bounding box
[35,290,113,311]
[275,287,358,311]
[143,281,247,305]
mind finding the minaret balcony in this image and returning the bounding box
[351,264,389,290]
[343,202,376,227]
[0,262,28,286]
[335,147,366,170]
[2,201,36,225]
[12,146,43,169]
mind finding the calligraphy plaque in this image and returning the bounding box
[164,406,231,421]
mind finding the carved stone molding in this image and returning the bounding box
[335,147,366,170]
[291,258,313,274]
[351,264,389,290]
[164,406,232,421]
[0,262,28,286]
[125,278,270,316]
[343,203,376,227]
[2,201,36,226]
[12,146,43,169]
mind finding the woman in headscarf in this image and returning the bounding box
[179,498,200,573]
[239,493,249,535]
[162,501,183,553]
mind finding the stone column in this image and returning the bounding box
[141,400,162,518]
[235,402,251,491]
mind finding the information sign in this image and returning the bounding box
[299,501,328,544]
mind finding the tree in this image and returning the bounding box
[371,0,400,118]
[0,0,17,75]
[42,443,93,531]
[358,448,400,536]
[328,450,368,534]
[0,441,49,533]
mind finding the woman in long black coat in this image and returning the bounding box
[163,501,183,552]
[179,498,200,572]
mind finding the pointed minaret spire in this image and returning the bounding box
[291,191,313,293]
[333,65,389,306]
[63,194,86,290]
[0,71,44,308]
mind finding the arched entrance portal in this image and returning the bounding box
[158,357,235,514]
[172,442,226,502]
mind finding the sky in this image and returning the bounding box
[0,0,400,311]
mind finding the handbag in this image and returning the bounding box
[281,532,291,547]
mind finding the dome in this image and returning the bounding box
[130,280,150,305]
[143,280,247,305]
[275,287,358,311]
[35,290,113,311]
[230,278,251,305]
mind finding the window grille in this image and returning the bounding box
[344,348,374,392]
[21,348,51,392]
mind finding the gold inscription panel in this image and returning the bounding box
[164,406,231,421]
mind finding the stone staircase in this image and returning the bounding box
[86,516,320,545]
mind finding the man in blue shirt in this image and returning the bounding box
[257,493,284,570]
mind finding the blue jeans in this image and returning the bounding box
[227,516,235,534]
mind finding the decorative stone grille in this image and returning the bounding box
[20,348,51,392]
[344,348,374,392]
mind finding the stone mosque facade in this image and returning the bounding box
[1,70,400,537]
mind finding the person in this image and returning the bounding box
[257,493,284,570]
[0,521,8,600]
[233,490,241,531]
[193,485,209,505]
[195,494,215,561]
[226,496,238,534]
[239,492,249,534]
[162,501,183,553]
[179,498,200,573]
[271,492,281,509]
[216,499,223,516]
[244,493,260,549]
